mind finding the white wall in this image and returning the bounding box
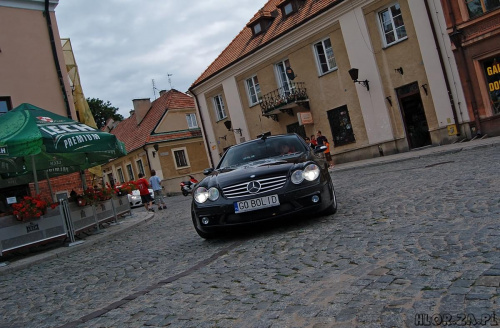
[339,7,394,144]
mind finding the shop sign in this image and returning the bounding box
[6,196,17,204]
[298,112,313,125]
[483,56,500,114]
[0,146,7,155]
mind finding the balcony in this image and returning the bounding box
[259,82,309,121]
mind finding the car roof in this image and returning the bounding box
[234,133,300,147]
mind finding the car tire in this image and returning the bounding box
[323,183,337,215]
[191,210,217,239]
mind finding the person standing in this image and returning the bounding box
[316,130,334,169]
[137,173,154,212]
[324,139,335,169]
[304,136,313,148]
[149,169,167,210]
[310,135,318,148]
[316,130,327,146]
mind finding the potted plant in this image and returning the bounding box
[98,184,116,201]
[11,195,58,222]
[115,181,137,196]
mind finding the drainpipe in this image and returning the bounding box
[143,145,153,174]
[44,0,72,118]
[424,0,461,136]
[444,0,482,136]
[188,88,215,168]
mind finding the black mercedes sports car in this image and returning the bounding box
[191,133,337,238]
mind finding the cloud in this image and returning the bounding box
[56,0,267,117]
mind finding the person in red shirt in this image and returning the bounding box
[310,135,318,148]
[136,173,154,212]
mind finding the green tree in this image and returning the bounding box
[86,98,124,129]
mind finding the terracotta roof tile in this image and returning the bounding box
[191,0,341,88]
[110,89,196,153]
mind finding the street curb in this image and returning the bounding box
[0,213,155,275]
[332,139,499,173]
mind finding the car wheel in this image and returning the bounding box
[323,183,338,215]
[191,210,217,239]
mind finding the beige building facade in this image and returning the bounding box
[101,90,210,195]
[190,0,471,166]
[0,0,76,118]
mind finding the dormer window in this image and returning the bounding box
[277,0,304,17]
[247,10,276,36]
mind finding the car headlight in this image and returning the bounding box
[194,187,209,203]
[303,164,320,181]
[208,187,220,201]
[291,170,304,184]
[291,164,320,184]
[194,187,220,203]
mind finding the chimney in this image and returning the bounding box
[132,98,151,125]
[103,118,115,132]
[129,109,135,117]
[159,90,167,96]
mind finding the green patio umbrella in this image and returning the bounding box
[0,103,127,192]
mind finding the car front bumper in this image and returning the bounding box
[192,180,334,233]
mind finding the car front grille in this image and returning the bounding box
[222,176,287,199]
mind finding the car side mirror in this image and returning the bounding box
[314,145,327,153]
[203,168,214,175]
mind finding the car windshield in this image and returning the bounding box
[217,135,307,168]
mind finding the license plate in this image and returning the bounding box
[234,194,280,213]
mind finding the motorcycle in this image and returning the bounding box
[180,175,199,196]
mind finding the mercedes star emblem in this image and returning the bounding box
[247,181,261,194]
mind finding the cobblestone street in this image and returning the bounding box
[0,144,499,327]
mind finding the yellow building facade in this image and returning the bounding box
[190,0,470,165]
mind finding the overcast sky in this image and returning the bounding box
[56,0,268,118]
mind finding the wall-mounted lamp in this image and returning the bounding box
[421,84,428,96]
[348,68,370,91]
[449,28,464,49]
[223,120,242,136]
[385,96,392,106]
[395,67,404,75]
[286,66,297,80]
[152,143,159,157]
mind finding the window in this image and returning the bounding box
[327,105,356,147]
[126,164,134,181]
[314,38,337,75]
[246,75,262,106]
[378,3,407,46]
[136,159,145,176]
[278,0,302,17]
[466,0,500,18]
[117,167,125,184]
[213,94,227,121]
[107,173,115,187]
[186,113,198,128]
[284,3,294,15]
[0,97,12,116]
[172,148,189,168]
[483,56,500,114]
[253,23,262,35]
[275,59,293,97]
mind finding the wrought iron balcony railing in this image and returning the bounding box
[259,82,309,118]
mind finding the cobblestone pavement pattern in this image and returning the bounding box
[0,145,499,327]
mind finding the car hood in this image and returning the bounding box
[202,155,309,188]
